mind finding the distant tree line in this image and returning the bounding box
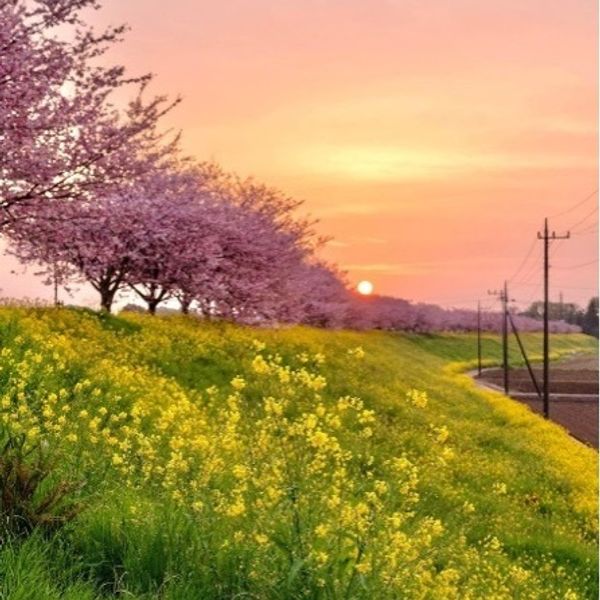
[281,293,581,333]
[521,298,599,338]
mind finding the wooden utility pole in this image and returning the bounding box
[558,291,564,320]
[502,281,509,395]
[477,301,482,376]
[537,218,570,418]
[488,283,510,395]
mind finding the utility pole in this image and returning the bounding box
[502,281,509,395]
[559,291,564,321]
[537,218,570,419]
[477,301,482,376]
[488,282,511,395]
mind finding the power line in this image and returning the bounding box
[572,222,598,235]
[485,203,595,419]
[569,205,599,232]
[549,189,598,219]
[550,238,566,255]
[511,275,543,306]
[512,247,544,285]
[409,295,483,305]
[509,282,597,291]
[507,237,538,282]
[512,238,566,287]
[520,285,542,307]
[553,258,599,270]
[477,216,586,296]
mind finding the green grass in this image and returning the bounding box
[0,307,596,599]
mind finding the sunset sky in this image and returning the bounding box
[2,0,598,309]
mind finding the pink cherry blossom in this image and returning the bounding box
[0,0,179,226]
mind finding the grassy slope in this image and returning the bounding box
[0,307,597,599]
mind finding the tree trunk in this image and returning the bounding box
[99,288,115,313]
[180,298,191,315]
[147,300,160,315]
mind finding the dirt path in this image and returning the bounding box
[475,354,598,448]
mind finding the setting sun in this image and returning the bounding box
[357,280,374,295]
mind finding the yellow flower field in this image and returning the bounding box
[0,306,596,599]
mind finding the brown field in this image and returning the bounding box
[477,354,599,448]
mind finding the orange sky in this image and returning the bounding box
[1,0,598,309]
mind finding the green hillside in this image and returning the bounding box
[0,307,596,599]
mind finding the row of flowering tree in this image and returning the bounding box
[6,162,334,319]
[0,0,338,322]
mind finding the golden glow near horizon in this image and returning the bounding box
[357,280,374,296]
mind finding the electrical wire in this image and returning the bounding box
[509,282,597,291]
[518,283,543,309]
[552,258,599,270]
[569,205,599,233]
[548,189,598,219]
[512,247,544,285]
[572,222,598,235]
[507,237,538,283]
[499,191,597,313]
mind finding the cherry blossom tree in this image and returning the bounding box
[7,194,148,312]
[171,167,321,322]
[115,170,209,314]
[196,206,310,322]
[6,162,200,313]
[5,162,318,317]
[289,262,350,328]
[0,0,179,226]
[114,167,315,318]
